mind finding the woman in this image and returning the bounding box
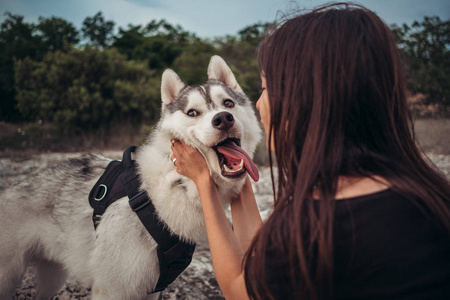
[171,3,450,299]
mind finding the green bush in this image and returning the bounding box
[14,47,160,134]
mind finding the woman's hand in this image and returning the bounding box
[170,139,210,184]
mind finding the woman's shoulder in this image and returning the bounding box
[333,185,449,254]
[333,186,450,300]
[334,186,421,218]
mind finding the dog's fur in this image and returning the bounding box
[0,56,261,300]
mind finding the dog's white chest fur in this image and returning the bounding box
[137,137,208,243]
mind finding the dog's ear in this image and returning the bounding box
[161,69,186,110]
[207,55,243,93]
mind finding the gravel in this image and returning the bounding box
[1,152,449,299]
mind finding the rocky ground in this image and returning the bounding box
[1,151,449,299]
[0,152,274,300]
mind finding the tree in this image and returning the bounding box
[112,20,195,72]
[112,25,145,59]
[36,16,79,52]
[81,11,115,48]
[392,16,450,106]
[144,19,193,42]
[0,12,42,121]
[238,22,273,45]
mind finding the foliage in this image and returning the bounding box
[36,16,79,52]
[0,12,79,121]
[1,9,448,143]
[112,20,196,72]
[14,47,159,134]
[0,12,41,121]
[392,16,450,106]
[81,11,115,48]
[238,22,273,44]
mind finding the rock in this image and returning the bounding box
[2,151,449,299]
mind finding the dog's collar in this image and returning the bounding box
[89,146,196,293]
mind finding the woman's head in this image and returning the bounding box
[247,3,450,300]
[258,2,411,186]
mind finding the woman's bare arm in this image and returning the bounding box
[171,139,251,299]
[195,175,250,300]
[230,177,263,251]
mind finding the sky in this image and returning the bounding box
[0,0,449,39]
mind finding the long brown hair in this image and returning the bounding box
[244,3,450,300]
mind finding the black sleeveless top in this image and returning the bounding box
[262,189,450,299]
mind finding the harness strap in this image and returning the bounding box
[122,146,179,249]
[121,146,196,293]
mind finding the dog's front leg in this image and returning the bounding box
[90,201,161,300]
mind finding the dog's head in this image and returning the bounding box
[159,56,261,182]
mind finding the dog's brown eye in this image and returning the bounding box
[224,99,234,108]
[187,109,199,117]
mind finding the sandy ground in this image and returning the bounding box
[0,152,449,299]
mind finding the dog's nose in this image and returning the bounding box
[212,112,234,130]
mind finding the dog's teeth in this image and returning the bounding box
[223,159,244,173]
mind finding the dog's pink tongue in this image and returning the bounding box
[217,141,259,182]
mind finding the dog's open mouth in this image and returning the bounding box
[213,138,259,182]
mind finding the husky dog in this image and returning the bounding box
[0,56,261,300]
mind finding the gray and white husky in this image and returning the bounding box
[0,56,261,300]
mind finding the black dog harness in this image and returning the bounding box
[88,146,196,293]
